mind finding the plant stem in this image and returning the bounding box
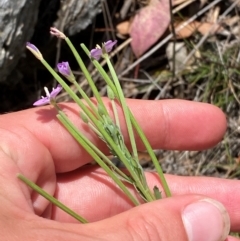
[65,37,108,116]
[17,174,88,223]
[129,112,171,197]
[57,110,140,206]
[105,56,138,162]
[72,80,100,119]
[81,46,171,197]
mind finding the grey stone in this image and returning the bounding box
[0,0,102,82]
[0,0,41,82]
[54,0,101,36]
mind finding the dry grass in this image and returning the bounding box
[55,0,240,179]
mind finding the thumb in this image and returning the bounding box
[91,195,230,241]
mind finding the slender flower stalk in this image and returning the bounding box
[129,111,172,197]
[82,44,140,164]
[57,109,140,206]
[104,55,154,201]
[50,27,108,116]
[26,45,141,204]
[107,86,120,129]
[87,41,155,201]
[81,43,172,198]
[17,174,88,223]
[65,38,108,115]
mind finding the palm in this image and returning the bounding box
[0,99,239,240]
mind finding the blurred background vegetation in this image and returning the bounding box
[0,0,239,180]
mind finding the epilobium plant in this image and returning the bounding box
[18,27,171,223]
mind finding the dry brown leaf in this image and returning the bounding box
[116,21,130,35]
[224,16,240,27]
[206,6,220,23]
[174,20,223,39]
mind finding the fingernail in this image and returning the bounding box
[182,199,230,241]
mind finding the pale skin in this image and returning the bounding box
[0,98,239,240]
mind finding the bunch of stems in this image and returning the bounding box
[19,29,171,223]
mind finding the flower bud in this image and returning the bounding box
[26,42,43,60]
[57,61,75,83]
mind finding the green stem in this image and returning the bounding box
[81,44,155,201]
[41,59,138,186]
[65,38,108,116]
[129,112,172,197]
[57,110,140,206]
[41,44,167,200]
[81,46,171,197]
[59,104,153,201]
[17,174,88,223]
[105,56,138,162]
[111,99,120,129]
[41,59,104,131]
[105,57,154,201]
[79,120,132,183]
[41,60,127,174]
[72,80,101,119]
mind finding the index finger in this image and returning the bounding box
[0,98,226,172]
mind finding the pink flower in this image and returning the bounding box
[90,48,102,60]
[90,40,117,60]
[104,40,117,52]
[33,85,62,106]
[57,62,71,76]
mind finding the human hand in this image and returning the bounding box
[0,99,239,241]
